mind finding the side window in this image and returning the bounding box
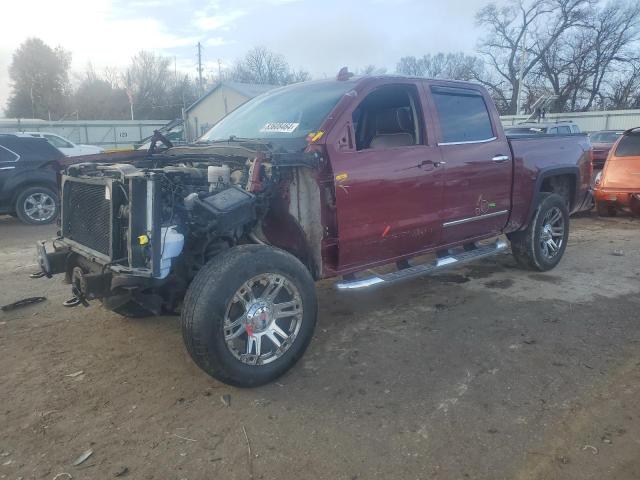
[548,128,558,135]
[431,87,494,144]
[557,126,571,134]
[0,146,19,162]
[352,85,423,151]
[45,134,73,148]
[570,125,580,133]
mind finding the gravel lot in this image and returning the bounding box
[1,212,639,480]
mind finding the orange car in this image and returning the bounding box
[594,127,640,216]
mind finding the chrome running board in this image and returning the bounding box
[335,239,508,291]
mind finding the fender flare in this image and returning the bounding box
[523,165,579,228]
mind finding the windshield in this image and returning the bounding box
[590,131,622,143]
[198,81,355,147]
[614,134,640,157]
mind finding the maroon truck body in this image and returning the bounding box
[36,75,593,387]
[301,76,592,278]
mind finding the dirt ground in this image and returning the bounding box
[1,212,639,480]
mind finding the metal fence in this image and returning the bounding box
[500,109,640,133]
[2,109,639,148]
[0,119,170,149]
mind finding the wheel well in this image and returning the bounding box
[540,174,575,209]
[11,181,58,207]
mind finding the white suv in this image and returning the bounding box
[15,132,105,157]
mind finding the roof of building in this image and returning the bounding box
[186,82,277,113]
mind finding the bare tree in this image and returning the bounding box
[534,1,640,111]
[476,0,593,114]
[396,53,482,80]
[605,58,640,109]
[230,47,309,85]
[582,1,640,109]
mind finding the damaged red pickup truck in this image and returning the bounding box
[36,74,592,386]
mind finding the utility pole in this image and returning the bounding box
[217,58,222,81]
[197,42,204,95]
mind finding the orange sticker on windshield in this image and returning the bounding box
[335,172,348,182]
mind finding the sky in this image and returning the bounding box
[0,0,489,115]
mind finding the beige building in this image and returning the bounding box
[184,82,276,141]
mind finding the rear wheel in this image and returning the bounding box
[596,201,617,217]
[181,245,317,387]
[15,186,59,225]
[509,193,569,272]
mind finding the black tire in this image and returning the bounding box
[181,245,317,387]
[596,201,617,217]
[101,298,153,318]
[15,185,59,225]
[508,193,569,272]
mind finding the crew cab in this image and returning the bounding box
[35,74,592,387]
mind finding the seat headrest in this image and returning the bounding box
[375,108,413,134]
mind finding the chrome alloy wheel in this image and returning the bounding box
[23,192,56,222]
[223,274,303,365]
[539,206,565,260]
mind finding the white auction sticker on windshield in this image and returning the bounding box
[260,122,300,133]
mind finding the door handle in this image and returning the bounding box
[492,155,510,163]
[418,160,446,169]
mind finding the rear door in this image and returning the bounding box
[329,82,444,269]
[429,85,513,244]
[0,146,20,205]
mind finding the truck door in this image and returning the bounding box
[429,85,513,244]
[328,83,444,269]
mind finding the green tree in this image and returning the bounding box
[5,37,71,119]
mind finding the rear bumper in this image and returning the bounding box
[594,189,640,207]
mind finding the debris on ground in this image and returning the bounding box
[52,473,73,480]
[72,449,93,466]
[611,249,625,256]
[582,445,599,455]
[65,371,84,378]
[113,466,129,477]
[242,425,254,479]
[221,394,231,407]
[172,433,197,442]
[1,296,46,312]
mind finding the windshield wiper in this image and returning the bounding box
[195,136,272,146]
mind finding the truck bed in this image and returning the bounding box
[507,133,592,230]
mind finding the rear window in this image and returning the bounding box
[431,87,494,143]
[0,145,19,162]
[591,131,622,143]
[614,134,640,157]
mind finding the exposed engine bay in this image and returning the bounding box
[39,145,325,314]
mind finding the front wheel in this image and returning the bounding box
[181,245,317,387]
[508,193,569,272]
[15,186,59,225]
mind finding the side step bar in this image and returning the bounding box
[335,239,508,291]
